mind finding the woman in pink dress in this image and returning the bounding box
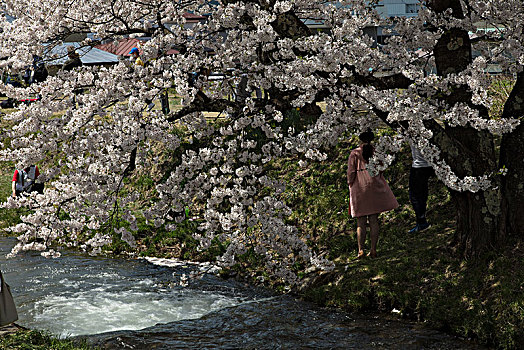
[347,131,398,258]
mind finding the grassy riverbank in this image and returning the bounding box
[1,141,523,349]
[268,138,523,350]
[0,329,93,350]
[0,130,522,349]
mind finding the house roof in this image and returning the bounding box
[183,12,207,21]
[97,38,179,56]
[96,38,145,57]
[44,42,119,66]
[3,13,15,23]
[302,18,329,29]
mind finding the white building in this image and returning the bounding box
[375,0,420,18]
[304,1,421,36]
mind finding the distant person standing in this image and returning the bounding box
[408,142,434,233]
[62,46,82,71]
[62,46,83,106]
[0,268,18,327]
[129,47,156,111]
[235,73,250,103]
[23,55,48,85]
[347,131,399,258]
[12,165,43,197]
[129,47,144,67]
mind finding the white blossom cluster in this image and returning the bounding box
[0,0,521,282]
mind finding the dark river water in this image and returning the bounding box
[0,236,484,349]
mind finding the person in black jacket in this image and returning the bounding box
[62,46,83,106]
[23,55,48,85]
[62,46,82,71]
[11,165,44,197]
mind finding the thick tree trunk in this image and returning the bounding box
[443,128,501,257]
[499,70,524,239]
[433,125,500,256]
[449,188,502,257]
[499,124,524,238]
[429,0,502,256]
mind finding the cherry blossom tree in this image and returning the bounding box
[0,0,522,281]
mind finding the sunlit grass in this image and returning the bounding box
[2,89,522,349]
[269,134,524,350]
[0,162,26,232]
[0,329,95,350]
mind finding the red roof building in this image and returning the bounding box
[96,38,143,57]
[96,37,180,56]
[183,12,207,21]
[96,13,207,56]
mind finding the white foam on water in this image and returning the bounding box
[0,240,248,338]
[29,288,243,336]
[58,278,81,288]
[142,257,221,274]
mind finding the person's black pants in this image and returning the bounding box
[160,90,170,115]
[32,182,44,194]
[409,167,434,225]
[15,183,44,197]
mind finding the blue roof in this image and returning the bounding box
[302,19,329,28]
[4,13,15,23]
[44,42,119,66]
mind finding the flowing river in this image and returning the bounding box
[0,236,484,349]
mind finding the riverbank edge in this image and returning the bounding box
[0,324,93,349]
[1,142,522,350]
[214,140,523,350]
[0,230,521,350]
[0,322,25,336]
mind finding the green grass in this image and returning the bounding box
[0,329,95,350]
[2,101,523,349]
[263,135,524,350]
[0,162,27,231]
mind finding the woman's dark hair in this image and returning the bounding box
[359,131,374,162]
